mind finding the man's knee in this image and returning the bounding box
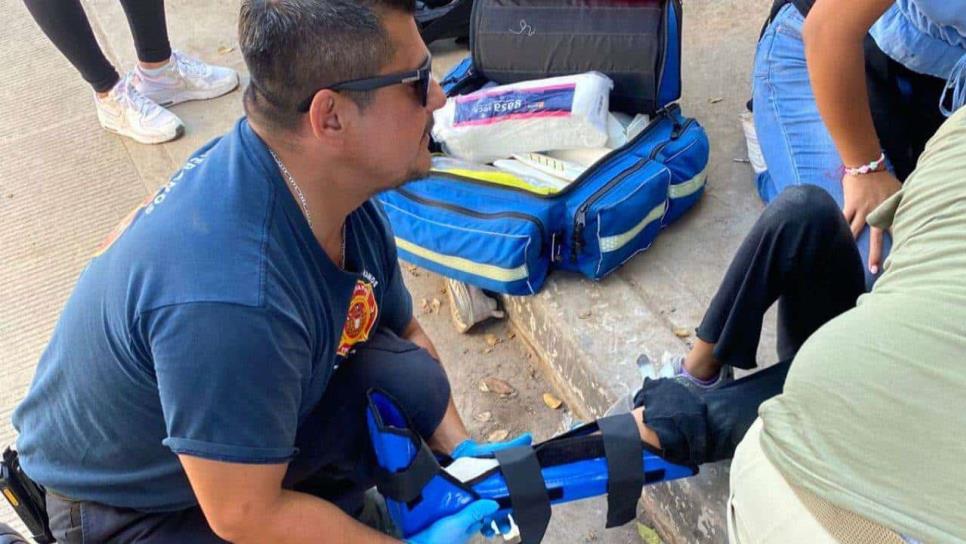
[286,330,451,493]
[347,329,451,439]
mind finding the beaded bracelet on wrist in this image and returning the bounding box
[844,152,886,176]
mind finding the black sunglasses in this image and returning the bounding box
[296,55,433,112]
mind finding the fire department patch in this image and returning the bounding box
[337,280,379,357]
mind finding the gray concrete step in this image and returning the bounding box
[499,2,779,542]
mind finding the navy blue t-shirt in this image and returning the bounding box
[12,118,413,512]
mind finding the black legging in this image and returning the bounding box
[636,185,866,466]
[23,0,171,93]
[697,184,866,369]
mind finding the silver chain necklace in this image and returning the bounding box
[270,149,346,268]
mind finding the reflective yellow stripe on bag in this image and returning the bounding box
[668,167,707,199]
[599,202,667,253]
[395,238,530,283]
[434,168,559,196]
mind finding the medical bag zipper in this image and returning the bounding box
[395,187,548,257]
[570,112,694,262]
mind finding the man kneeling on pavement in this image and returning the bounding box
[12,1,966,544]
[12,1,528,542]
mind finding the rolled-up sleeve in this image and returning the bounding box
[145,302,311,463]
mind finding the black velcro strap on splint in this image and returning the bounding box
[494,446,551,544]
[598,413,645,528]
[373,440,439,504]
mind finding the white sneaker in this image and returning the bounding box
[446,278,505,333]
[133,50,239,107]
[95,75,184,144]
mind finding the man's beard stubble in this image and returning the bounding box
[389,116,436,190]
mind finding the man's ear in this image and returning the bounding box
[306,89,348,143]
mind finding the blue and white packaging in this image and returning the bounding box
[432,72,613,163]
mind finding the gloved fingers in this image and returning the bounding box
[461,500,500,536]
[408,500,500,543]
[452,433,534,458]
[502,432,533,449]
[461,499,500,522]
[464,520,486,537]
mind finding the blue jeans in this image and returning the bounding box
[752,3,890,287]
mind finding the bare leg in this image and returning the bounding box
[683,339,721,381]
[139,59,170,70]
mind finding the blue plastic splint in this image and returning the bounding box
[365,390,696,543]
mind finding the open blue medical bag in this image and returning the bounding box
[378,0,709,295]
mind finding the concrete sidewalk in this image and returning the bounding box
[0,1,628,541]
[0,0,776,542]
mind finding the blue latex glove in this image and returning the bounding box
[406,499,500,544]
[450,433,533,459]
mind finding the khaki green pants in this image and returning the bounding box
[727,419,905,544]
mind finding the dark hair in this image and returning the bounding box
[239,0,416,132]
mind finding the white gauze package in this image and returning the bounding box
[432,72,613,163]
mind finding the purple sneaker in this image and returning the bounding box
[637,352,733,394]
